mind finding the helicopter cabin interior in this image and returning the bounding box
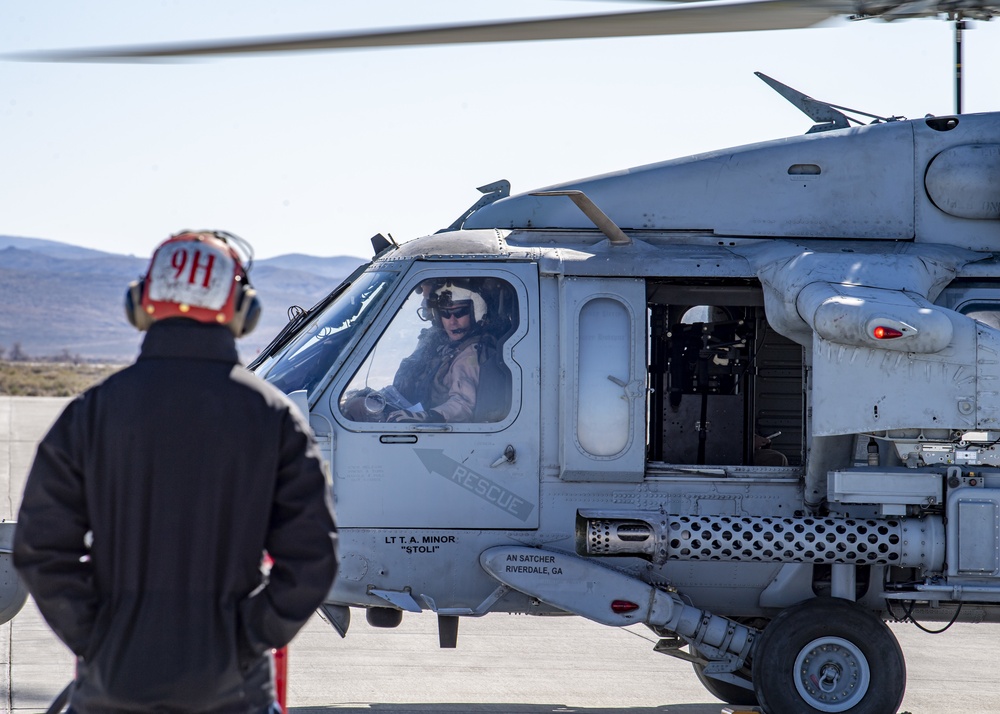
[644,280,804,469]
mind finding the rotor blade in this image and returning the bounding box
[17,0,843,62]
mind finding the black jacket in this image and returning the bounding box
[13,320,338,713]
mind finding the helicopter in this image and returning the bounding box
[12,1,1000,712]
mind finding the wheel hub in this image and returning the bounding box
[816,662,841,692]
[793,636,871,713]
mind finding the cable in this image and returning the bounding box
[885,598,963,634]
[214,230,254,274]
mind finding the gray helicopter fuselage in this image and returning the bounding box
[253,110,1000,641]
[465,111,1000,248]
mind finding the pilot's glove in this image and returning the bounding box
[387,409,445,423]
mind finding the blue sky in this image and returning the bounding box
[2,1,998,260]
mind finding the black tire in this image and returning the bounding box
[691,615,766,707]
[693,662,758,706]
[753,598,905,714]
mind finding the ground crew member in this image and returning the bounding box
[13,231,338,713]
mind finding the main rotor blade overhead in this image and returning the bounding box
[21,0,842,62]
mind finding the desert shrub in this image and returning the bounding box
[0,361,124,397]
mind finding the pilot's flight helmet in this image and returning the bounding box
[124,230,261,337]
[429,280,488,325]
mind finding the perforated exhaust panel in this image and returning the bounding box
[583,514,944,570]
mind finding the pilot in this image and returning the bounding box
[13,231,338,714]
[386,279,494,423]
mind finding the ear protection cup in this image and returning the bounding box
[124,279,155,332]
[229,283,262,337]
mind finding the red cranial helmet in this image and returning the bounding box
[125,231,261,336]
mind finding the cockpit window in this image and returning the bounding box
[340,276,518,425]
[259,270,396,395]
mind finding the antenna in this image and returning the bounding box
[755,72,901,133]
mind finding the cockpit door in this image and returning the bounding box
[327,262,540,529]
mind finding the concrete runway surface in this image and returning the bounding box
[2,395,997,713]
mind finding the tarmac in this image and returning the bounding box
[1,395,998,713]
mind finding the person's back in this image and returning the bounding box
[13,232,338,713]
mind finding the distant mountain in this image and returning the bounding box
[0,234,118,260]
[256,254,363,280]
[0,235,365,362]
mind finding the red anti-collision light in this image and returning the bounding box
[611,600,640,614]
[873,326,904,339]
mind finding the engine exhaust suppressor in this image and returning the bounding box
[578,513,944,570]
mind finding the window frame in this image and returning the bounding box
[330,263,531,433]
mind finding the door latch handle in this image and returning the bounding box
[491,444,516,468]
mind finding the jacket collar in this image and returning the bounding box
[138,319,240,363]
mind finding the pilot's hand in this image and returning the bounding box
[387,409,445,423]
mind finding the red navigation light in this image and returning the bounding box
[611,600,640,614]
[873,325,903,339]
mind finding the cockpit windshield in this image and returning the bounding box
[257,269,397,396]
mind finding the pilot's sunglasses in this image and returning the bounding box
[439,306,471,320]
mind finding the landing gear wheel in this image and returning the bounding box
[753,598,905,714]
[693,662,758,706]
[690,616,765,707]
